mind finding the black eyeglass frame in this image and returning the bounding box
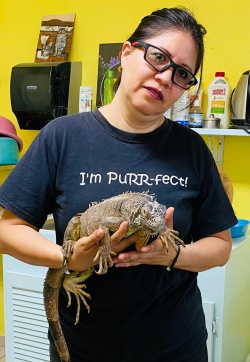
[131,40,198,90]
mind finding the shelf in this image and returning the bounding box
[0,165,15,170]
[191,128,250,136]
[190,128,250,167]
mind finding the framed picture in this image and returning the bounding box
[96,43,123,107]
[35,13,75,62]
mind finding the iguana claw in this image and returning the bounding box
[94,250,116,274]
[159,228,185,251]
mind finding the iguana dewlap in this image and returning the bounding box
[43,192,184,362]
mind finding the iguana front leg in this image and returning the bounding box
[93,227,116,274]
[92,217,124,275]
[132,227,185,252]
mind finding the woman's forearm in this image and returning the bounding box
[0,222,63,268]
[113,229,233,272]
[174,230,232,272]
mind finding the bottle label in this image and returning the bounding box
[176,120,188,127]
[188,113,203,127]
[212,87,227,94]
[171,92,189,121]
[79,86,93,112]
[211,100,225,114]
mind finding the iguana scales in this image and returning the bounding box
[43,192,184,362]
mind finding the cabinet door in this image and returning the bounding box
[3,229,55,361]
[203,301,215,362]
[4,270,49,362]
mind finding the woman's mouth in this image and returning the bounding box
[145,87,163,101]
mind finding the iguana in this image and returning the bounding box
[43,192,184,362]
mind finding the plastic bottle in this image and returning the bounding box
[164,107,172,119]
[171,91,189,126]
[188,99,203,128]
[79,86,92,112]
[103,70,116,105]
[206,72,230,129]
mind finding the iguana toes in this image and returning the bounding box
[43,192,184,362]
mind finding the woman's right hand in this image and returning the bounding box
[67,221,132,271]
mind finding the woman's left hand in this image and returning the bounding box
[112,207,177,268]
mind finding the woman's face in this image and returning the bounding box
[119,31,198,117]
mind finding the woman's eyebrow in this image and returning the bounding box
[159,46,193,72]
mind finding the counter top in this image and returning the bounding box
[232,229,250,249]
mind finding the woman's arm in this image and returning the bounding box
[113,230,232,272]
[0,209,132,271]
[0,209,68,268]
[112,207,232,272]
[173,230,232,272]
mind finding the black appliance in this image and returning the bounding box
[230,70,250,129]
[10,61,82,130]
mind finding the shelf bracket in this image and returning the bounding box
[207,135,225,167]
[217,135,225,167]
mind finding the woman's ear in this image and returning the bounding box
[120,41,133,67]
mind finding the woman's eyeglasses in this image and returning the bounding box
[131,40,197,90]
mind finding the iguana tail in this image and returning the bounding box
[43,268,70,362]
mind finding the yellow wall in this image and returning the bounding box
[0,0,250,336]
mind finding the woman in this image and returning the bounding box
[0,7,237,362]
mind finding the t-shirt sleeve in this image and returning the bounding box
[0,129,57,229]
[191,148,237,240]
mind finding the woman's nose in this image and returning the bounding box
[155,68,174,87]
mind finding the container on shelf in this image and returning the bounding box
[188,99,203,128]
[103,70,116,105]
[0,137,19,165]
[79,86,93,112]
[202,114,221,128]
[230,219,249,238]
[172,91,190,123]
[206,72,230,129]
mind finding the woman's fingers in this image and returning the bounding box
[111,221,129,246]
[165,207,174,229]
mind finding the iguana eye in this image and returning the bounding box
[141,206,149,217]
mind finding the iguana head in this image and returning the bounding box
[121,193,166,234]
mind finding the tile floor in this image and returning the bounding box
[0,346,5,362]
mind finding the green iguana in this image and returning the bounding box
[43,192,184,362]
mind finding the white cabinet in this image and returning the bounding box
[198,230,250,362]
[3,230,55,362]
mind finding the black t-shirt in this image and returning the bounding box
[0,109,237,361]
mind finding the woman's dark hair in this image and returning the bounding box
[115,7,206,91]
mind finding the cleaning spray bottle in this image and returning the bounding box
[206,72,230,128]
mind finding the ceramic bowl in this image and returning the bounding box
[230,219,249,238]
[0,137,19,165]
[0,116,23,151]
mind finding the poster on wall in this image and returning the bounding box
[34,13,76,63]
[96,43,123,107]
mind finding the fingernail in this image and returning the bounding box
[97,229,104,237]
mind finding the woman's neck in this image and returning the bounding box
[99,98,165,134]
